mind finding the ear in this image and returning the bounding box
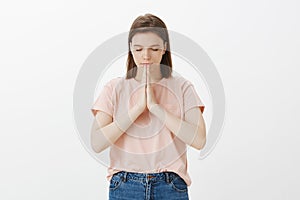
[162,42,167,54]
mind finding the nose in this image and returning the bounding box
[142,48,151,59]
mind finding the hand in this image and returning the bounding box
[146,65,159,111]
[135,66,147,113]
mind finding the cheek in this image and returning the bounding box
[154,54,163,62]
[131,54,139,63]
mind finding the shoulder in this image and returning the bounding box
[103,76,123,88]
[168,75,193,89]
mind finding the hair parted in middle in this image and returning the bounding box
[126,13,173,79]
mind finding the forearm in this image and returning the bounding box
[91,105,143,153]
[150,104,206,150]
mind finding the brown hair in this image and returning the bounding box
[126,13,173,79]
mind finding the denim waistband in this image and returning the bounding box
[113,171,180,183]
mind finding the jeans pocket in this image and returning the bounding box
[169,176,188,193]
[109,174,123,191]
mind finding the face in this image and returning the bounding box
[130,32,167,67]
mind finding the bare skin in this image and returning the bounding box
[91,32,206,153]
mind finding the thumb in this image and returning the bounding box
[141,65,147,86]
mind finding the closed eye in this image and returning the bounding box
[133,48,160,52]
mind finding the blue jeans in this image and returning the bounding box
[109,171,189,200]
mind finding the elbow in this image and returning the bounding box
[90,130,102,153]
[90,130,107,154]
[91,142,102,153]
[91,142,109,154]
[192,136,206,150]
[91,146,100,154]
[195,136,206,150]
[192,127,206,150]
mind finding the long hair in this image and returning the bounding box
[126,14,173,79]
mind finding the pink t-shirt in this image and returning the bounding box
[91,75,205,186]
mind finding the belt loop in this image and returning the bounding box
[165,172,170,183]
[122,171,128,182]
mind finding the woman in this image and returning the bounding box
[91,13,206,200]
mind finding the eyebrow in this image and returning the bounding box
[133,44,161,47]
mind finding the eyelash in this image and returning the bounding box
[135,48,159,51]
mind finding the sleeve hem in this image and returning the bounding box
[184,105,205,114]
[91,108,113,117]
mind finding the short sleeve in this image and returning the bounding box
[91,82,114,117]
[183,82,205,114]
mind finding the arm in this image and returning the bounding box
[91,69,147,154]
[150,105,206,150]
[90,105,143,153]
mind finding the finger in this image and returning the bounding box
[146,66,151,96]
[141,65,147,86]
[146,65,150,86]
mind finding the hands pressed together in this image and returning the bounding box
[135,65,159,114]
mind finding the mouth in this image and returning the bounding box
[141,63,153,66]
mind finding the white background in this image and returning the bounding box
[1,0,299,199]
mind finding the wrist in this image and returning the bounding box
[150,104,166,121]
[134,105,145,115]
[149,103,159,112]
[115,106,139,132]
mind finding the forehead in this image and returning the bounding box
[131,32,164,46]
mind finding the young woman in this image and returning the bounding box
[91,13,206,200]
